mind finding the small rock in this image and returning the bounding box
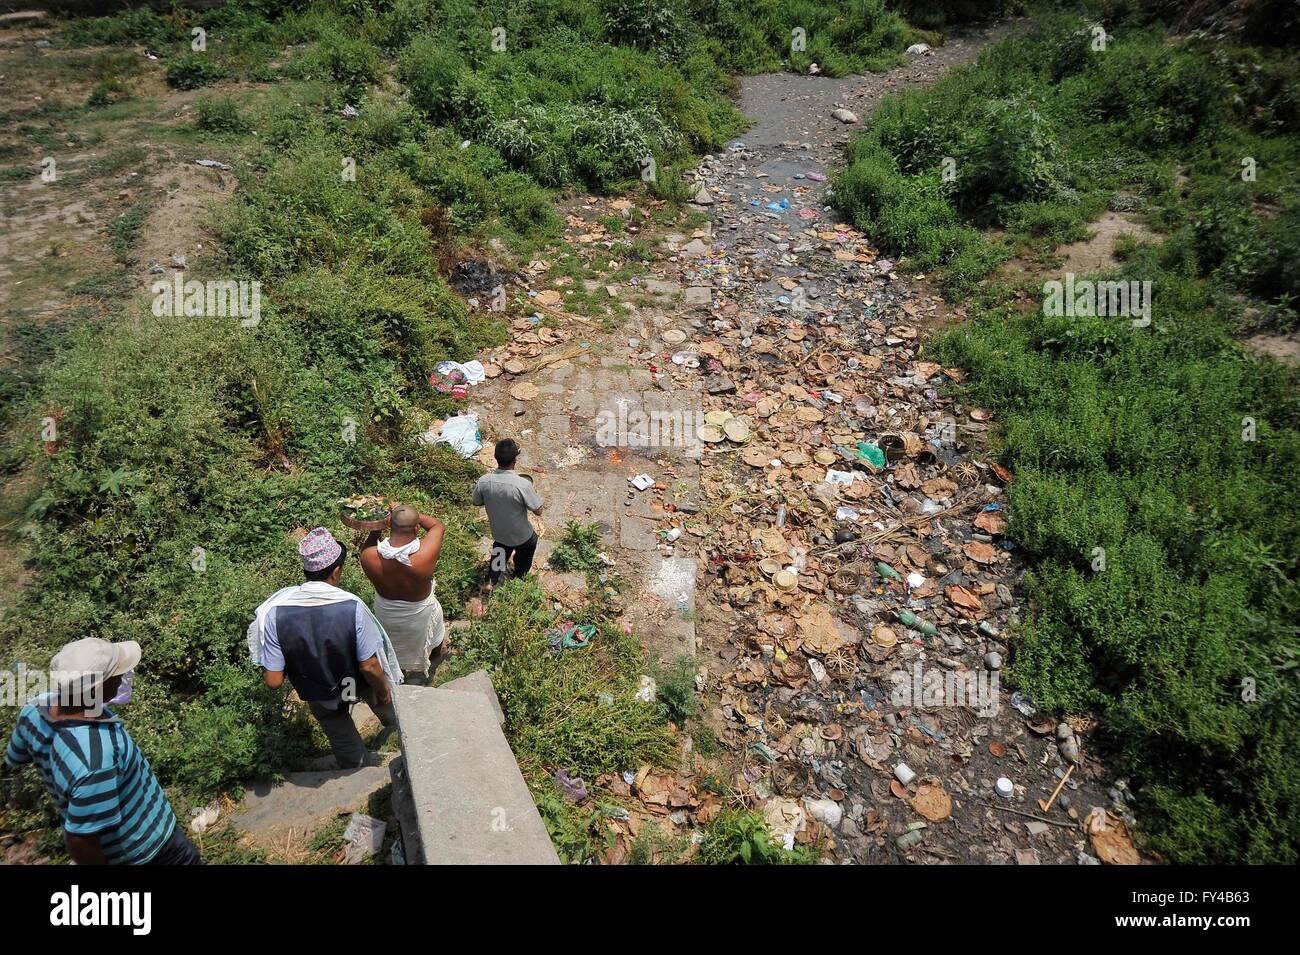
[984,651,1003,671]
[691,183,714,206]
[705,374,736,395]
[831,108,859,125]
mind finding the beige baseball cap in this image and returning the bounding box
[49,638,141,694]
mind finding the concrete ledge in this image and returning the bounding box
[392,683,559,865]
[437,668,506,726]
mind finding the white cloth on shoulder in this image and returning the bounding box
[373,588,444,675]
[377,537,420,566]
[246,582,403,685]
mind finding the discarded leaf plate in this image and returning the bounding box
[872,625,898,648]
[722,418,750,442]
[758,558,782,577]
[698,424,724,443]
[704,409,733,427]
[662,328,688,345]
[742,446,773,467]
[773,570,798,591]
[813,449,837,465]
[911,784,952,822]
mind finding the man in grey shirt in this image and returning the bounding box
[473,438,544,586]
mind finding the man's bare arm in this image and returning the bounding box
[412,514,446,572]
[359,655,391,707]
[65,831,108,865]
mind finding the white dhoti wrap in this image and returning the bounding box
[373,589,444,675]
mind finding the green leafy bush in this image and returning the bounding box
[165,52,229,90]
[936,270,1300,863]
[195,95,248,133]
[548,520,604,572]
[697,809,815,864]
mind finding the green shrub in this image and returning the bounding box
[936,273,1300,863]
[697,809,815,864]
[165,53,229,90]
[548,520,604,572]
[398,38,468,123]
[602,0,690,61]
[87,80,129,108]
[298,27,380,94]
[63,8,182,49]
[654,655,696,725]
[195,95,248,133]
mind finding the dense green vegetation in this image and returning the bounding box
[834,13,1300,299]
[834,13,1300,862]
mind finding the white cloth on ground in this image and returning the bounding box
[428,414,481,457]
[434,359,486,385]
[373,588,445,675]
[377,536,420,566]
[247,582,403,685]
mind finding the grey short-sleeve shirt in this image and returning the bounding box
[472,469,543,547]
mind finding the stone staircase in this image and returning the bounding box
[388,670,559,865]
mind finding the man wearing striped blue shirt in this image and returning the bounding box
[3,638,202,865]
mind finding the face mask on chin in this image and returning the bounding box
[108,670,134,707]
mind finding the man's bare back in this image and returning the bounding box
[359,508,445,603]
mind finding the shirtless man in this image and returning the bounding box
[360,505,447,682]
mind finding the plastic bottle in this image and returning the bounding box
[875,561,902,581]
[896,608,938,637]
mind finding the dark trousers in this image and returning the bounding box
[490,533,538,586]
[307,681,398,769]
[147,825,205,865]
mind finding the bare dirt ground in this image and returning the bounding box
[999,209,1162,284]
[0,21,238,611]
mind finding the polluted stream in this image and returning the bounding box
[673,28,1138,865]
